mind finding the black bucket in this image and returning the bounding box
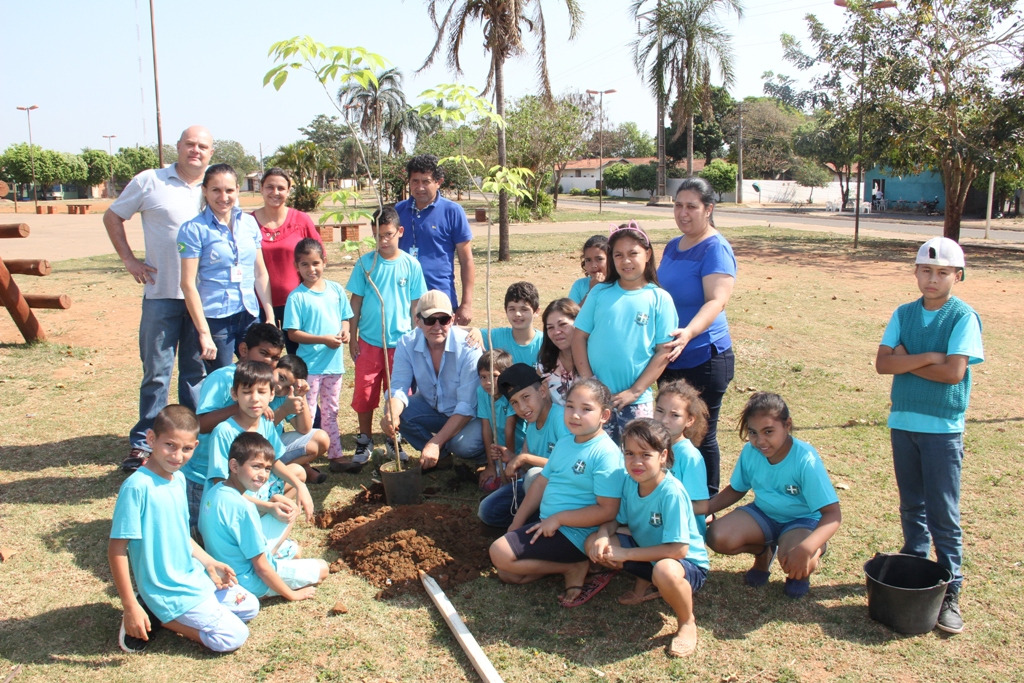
[864,553,951,634]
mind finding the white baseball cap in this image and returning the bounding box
[916,237,965,279]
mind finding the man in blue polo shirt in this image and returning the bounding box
[396,154,475,325]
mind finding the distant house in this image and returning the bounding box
[559,156,710,198]
[863,168,945,211]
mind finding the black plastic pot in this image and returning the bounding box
[379,460,422,506]
[864,552,951,635]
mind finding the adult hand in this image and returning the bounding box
[123,255,158,285]
[420,441,441,469]
[380,411,399,439]
[463,326,483,349]
[454,303,472,326]
[665,327,694,363]
[198,331,217,361]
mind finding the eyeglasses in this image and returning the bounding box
[376,230,399,241]
[419,313,452,327]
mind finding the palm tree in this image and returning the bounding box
[337,67,409,162]
[632,0,742,178]
[420,0,583,261]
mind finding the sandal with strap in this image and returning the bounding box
[559,570,616,608]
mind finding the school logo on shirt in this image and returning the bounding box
[572,460,586,474]
[398,277,408,287]
[635,312,649,326]
[785,484,801,496]
[547,443,556,455]
[649,512,663,527]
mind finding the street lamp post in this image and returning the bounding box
[16,105,40,213]
[102,134,117,198]
[586,88,616,214]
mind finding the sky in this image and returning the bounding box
[2,0,861,160]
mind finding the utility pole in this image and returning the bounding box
[103,134,117,198]
[586,89,617,214]
[149,0,165,167]
[736,102,743,204]
[16,105,40,213]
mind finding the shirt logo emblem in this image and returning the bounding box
[785,484,800,495]
[635,312,649,326]
[572,459,586,474]
[649,512,663,527]
[398,277,408,287]
[547,443,556,454]
[177,241,185,253]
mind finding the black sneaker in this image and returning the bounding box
[121,448,150,473]
[118,621,149,653]
[936,592,964,634]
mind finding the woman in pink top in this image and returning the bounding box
[252,168,322,352]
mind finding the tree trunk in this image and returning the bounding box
[686,114,694,177]
[496,60,510,261]
[941,158,977,242]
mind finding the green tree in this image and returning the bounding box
[421,0,584,260]
[698,159,736,200]
[632,0,743,178]
[211,139,259,176]
[790,156,833,202]
[269,141,323,210]
[0,143,40,187]
[609,122,655,158]
[80,148,130,188]
[628,162,658,196]
[414,124,484,199]
[666,85,734,163]
[115,146,159,182]
[337,66,409,163]
[603,162,633,197]
[784,0,1024,240]
[724,97,803,179]
[792,111,857,209]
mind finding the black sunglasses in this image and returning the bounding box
[419,313,453,326]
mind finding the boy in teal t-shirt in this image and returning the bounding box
[875,237,983,635]
[481,281,543,365]
[109,405,258,654]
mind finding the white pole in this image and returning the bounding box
[419,571,504,683]
[985,171,995,239]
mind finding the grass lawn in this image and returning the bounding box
[1,226,1022,681]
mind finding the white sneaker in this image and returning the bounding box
[352,434,373,464]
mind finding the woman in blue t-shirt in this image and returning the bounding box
[657,177,737,495]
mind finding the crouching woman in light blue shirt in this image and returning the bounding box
[179,164,274,372]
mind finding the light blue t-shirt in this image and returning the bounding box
[729,437,839,524]
[575,282,678,404]
[476,386,526,452]
[540,432,625,551]
[482,327,543,366]
[525,403,570,458]
[207,416,285,483]
[670,438,710,537]
[177,205,263,318]
[568,276,591,305]
[110,468,215,623]
[617,472,709,571]
[880,306,984,433]
[181,364,237,485]
[198,481,274,598]
[283,280,355,375]
[346,250,427,349]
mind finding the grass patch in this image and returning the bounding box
[1,226,1022,681]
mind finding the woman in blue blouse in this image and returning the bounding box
[657,177,737,494]
[179,164,274,371]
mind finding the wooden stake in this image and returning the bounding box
[418,570,504,683]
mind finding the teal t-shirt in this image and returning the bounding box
[346,250,427,348]
[181,364,237,485]
[283,280,354,375]
[670,438,710,537]
[729,437,839,523]
[482,327,543,366]
[539,432,625,551]
[617,472,709,571]
[110,468,215,623]
[476,386,526,452]
[198,481,274,598]
[207,416,284,483]
[575,282,678,404]
[525,403,570,458]
[568,276,591,304]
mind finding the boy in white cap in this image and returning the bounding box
[875,237,983,635]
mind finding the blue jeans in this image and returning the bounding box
[660,346,735,494]
[206,310,256,373]
[398,394,485,463]
[477,466,543,527]
[602,401,652,446]
[131,298,205,451]
[891,428,964,592]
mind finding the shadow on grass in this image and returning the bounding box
[0,602,128,668]
[0,434,124,472]
[0,469,122,506]
[41,518,115,590]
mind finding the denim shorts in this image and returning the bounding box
[618,533,708,593]
[738,502,820,545]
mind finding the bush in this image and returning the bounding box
[521,191,554,218]
[698,160,738,201]
[569,187,582,196]
[509,204,533,223]
[289,183,320,212]
[584,187,603,197]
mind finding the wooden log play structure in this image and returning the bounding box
[0,223,71,342]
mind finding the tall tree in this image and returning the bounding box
[420,0,583,261]
[785,0,1024,240]
[723,97,804,179]
[632,0,742,179]
[337,67,409,161]
[666,84,734,162]
[211,140,260,176]
[114,146,159,182]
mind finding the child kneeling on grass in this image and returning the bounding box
[488,378,624,608]
[109,405,259,654]
[705,392,841,599]
[586,418,709,658]
[199,432,328,602]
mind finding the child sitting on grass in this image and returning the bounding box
[586,419,709,658]
[476,349,525,492]
[109,405,259,654]
[489,378,624,608]
[655,380,711,536]
[199,432,328,602]
[272,354,331,484]
[705,392,841,599]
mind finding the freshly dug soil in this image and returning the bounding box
[316,485,500,599]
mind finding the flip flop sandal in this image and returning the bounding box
[479,475,501,493]
[618,585,662,605]
[560,570,616,608]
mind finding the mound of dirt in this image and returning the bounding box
[317,486,500,599]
